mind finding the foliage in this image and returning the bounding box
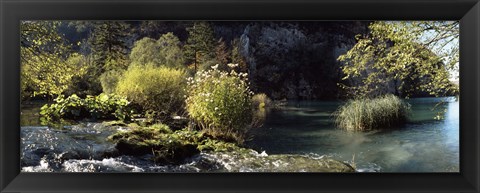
[338,21,456,98]
[40,93,133,122]
[185,64,254,144]
[65,54,103,97]
[400,21,459,74]
[231,38,248,73]
[184,22,217,72]
[20,21,86,98]
[88,21,131,73]
[115,65,187,119]
[99,69,124,94]
[335,94,410,131]
[129,33,185,68]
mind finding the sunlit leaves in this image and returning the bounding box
[21,21,85,98]
[338,21,456,98]
[129,32,185,68]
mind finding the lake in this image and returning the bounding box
[20,97,459,172]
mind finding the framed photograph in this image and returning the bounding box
[1,0,479,192]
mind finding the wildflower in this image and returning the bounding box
[227,63,239,68]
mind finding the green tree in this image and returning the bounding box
[129,33,185,68]
[231,38,248,72]
[401,21,459,80]
[338,21,454,98]
[184,22,216,72]
[20,21,85,98]
[88,21,131,72]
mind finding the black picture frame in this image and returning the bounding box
[1,0,479,192]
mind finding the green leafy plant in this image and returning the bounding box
[334,94,410,131]
[40,93,133,122]
[185,64,253,144]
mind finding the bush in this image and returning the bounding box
[185,64,253,143]
[334,94,410,131]
[115,65,187,119]
[40,93,133,122]
[99,69,124,94]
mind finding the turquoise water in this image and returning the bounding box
[245,97,459,172]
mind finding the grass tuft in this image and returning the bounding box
[335,94,410,131]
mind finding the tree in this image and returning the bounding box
[88,21,131,72]
[20,21,85,98]
[231,38,248,72]
[184,22,216,72]
[404,21,459,79]
[129,32,185,68]
[338,21,455,98]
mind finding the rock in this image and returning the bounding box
[200,151,355,172]
[235,22,369,100]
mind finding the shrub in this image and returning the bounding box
[334,94,410,131]
[99,69,124,94]
[115,65,187,119]
[185,64,253,143]
[40,93,133,122]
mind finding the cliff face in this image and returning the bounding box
[213,21,369,100]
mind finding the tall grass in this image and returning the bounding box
[252,93,272,109]
[335,94,410,131]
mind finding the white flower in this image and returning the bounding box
[215,107,219,111]
[227,63,239,68]
[211,64,219,70]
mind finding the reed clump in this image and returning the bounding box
[335,94,410,131]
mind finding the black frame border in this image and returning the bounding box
[1,0,479,192]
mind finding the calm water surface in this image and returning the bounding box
[245,97,459,172]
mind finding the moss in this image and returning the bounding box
[108,124,247,164]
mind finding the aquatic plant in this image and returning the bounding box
[334,94,410,131]
[185,64,253,144]
[252,93,272,109]
[40,93,133,122]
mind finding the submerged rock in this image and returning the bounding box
[198,151,355,172]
